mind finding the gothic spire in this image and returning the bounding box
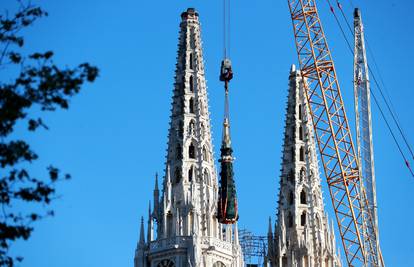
[268,65,341,267]
[135,8,244,267]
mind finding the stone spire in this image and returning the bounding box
[268,65,341,267]
[153,173,159,220]
[135,8,243,267]
[158,6,217,241]
[138,216,145,248]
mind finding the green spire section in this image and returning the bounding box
[217,58,239,224]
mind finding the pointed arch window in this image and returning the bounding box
[189,143,196,159]
[189,75,194,92]
[300,146,305,161]
[189,53,194,69]
[202,146,209,162]
[189,98,195,114]
[298,104,303,120]
[174,168,181,183]
[176,144,182,160]
[300,189,307,204]
[292,126,296,140]
[178,121,184,138]
[289,191,294,205]
[188,120,195,136]
[189,166,195,182]
[299,125,304,140]
[300,168,306,182]
[288,212,293,228]
[301,211,307,226]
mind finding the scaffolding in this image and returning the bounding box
[238,229,268,267]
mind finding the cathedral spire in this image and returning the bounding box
[268,65,341,267]
[135,8,244,267]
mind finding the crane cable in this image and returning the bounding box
[222,0,232,119]
[324,0,414,177]
[223,0,231,59]
[336,0,414,162]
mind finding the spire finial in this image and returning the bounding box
[155,172,159,190]
[268,217,273,237]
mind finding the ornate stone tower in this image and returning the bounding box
[267,65,342,267]
[134,8,243,267]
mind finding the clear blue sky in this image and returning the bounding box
[5,0,414,266]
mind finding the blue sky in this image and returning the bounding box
[4,0,414,266]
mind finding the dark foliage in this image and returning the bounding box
[0,2,98,266]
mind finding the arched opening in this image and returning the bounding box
[299,104,303,120]
[300,146,305,161]
[188,120,195,136]
[300,189,307,204]
[299,125,304,140]
[189,75,194,92]
[301,211,307,226]
[300,168,306,182]
[174,168,181,183]
[189,98,195,114]
[176,144,182,160]
[288,212,293,228]
[188,166,194,182]
[289,191,294,205]
[189,142,196,159]
[189,53,193,69]
[202,146,208,162]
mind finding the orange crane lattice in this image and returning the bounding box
[286,0,383,266]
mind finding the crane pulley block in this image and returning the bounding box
[220,58,233,83]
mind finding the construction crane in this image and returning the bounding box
[286,0,384,266]
[353,8,383,266]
